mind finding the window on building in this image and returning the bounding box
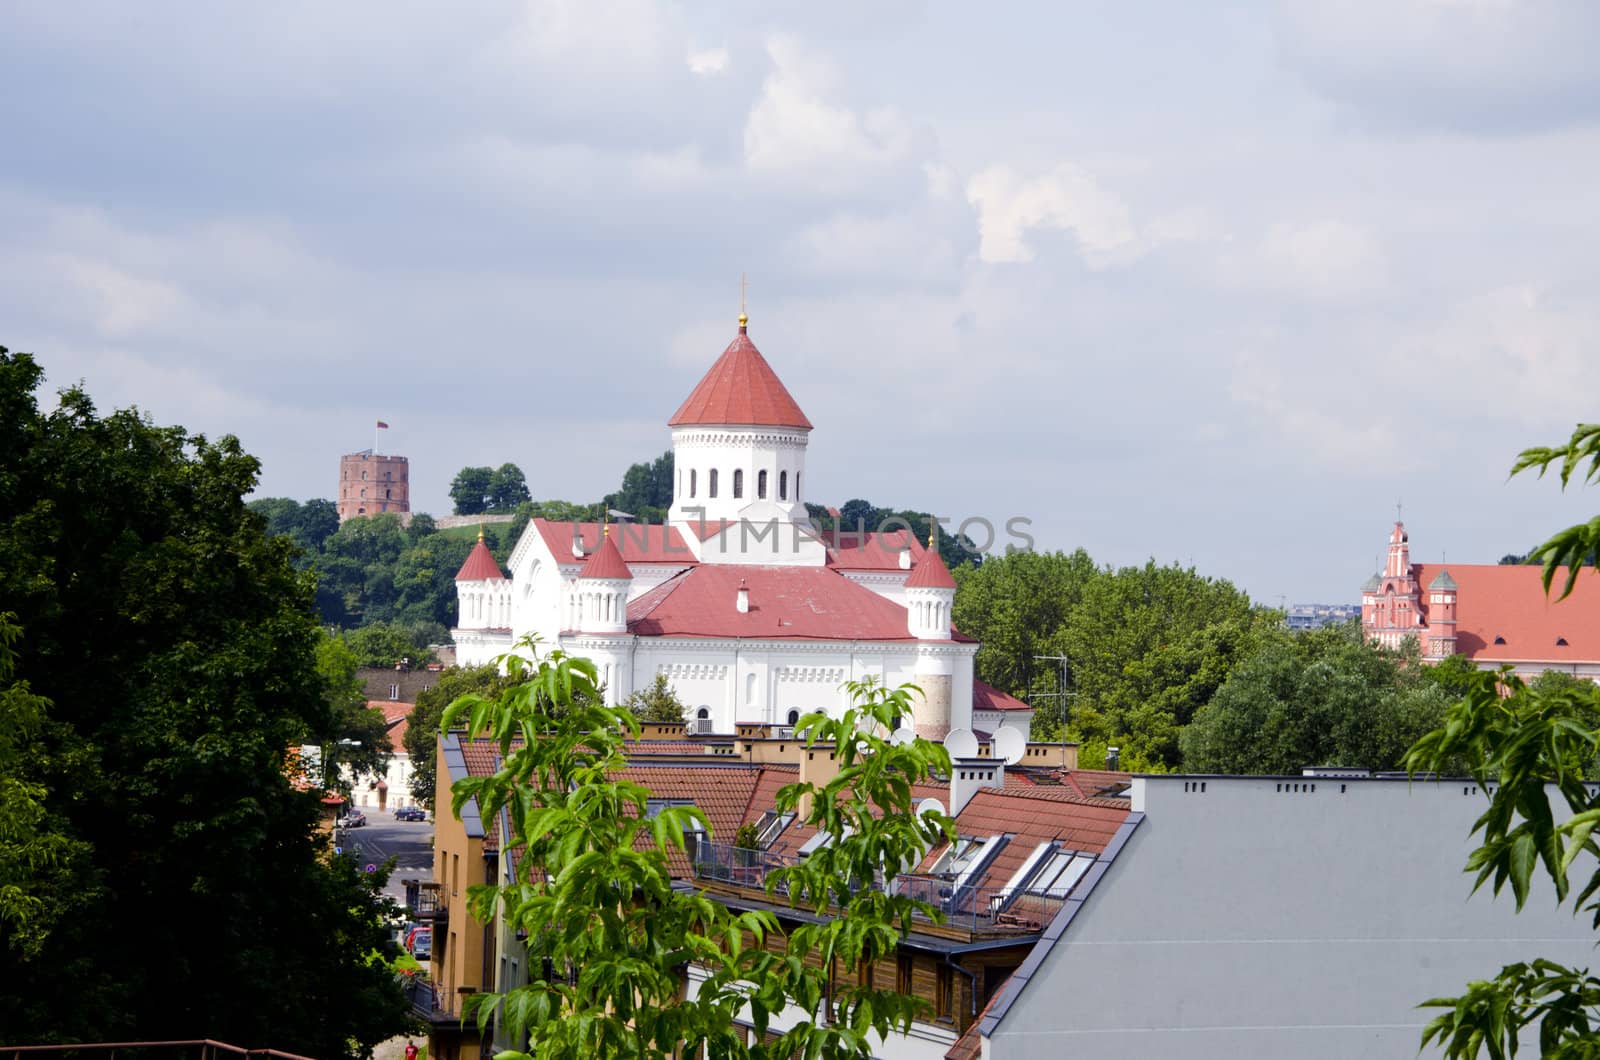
[787,708,801,726]
[897,954,913,995]
[709,469,719,498]
[385,489,391,499]
[758,469,768,499]
[389,684,400,701]
[690,469,697,498]
[779,470,788,500]
[1558,637,1570,646]
[796,472,801,500]
[1494,636,1506,645]
[697,707,710,720]
[733,469,744,498]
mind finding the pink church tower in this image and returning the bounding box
[1362,521,1423,649]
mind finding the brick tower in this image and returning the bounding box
[338,450,410,521]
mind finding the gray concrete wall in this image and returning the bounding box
[987,775,1599,1060]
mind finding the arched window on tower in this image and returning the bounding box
[758,470,768,499]
[690,469,697,498]
[733,469,744,498]
[709,469,719,498]
[795,472,801,500]
[779,470,788,500]
[787,709,800,726]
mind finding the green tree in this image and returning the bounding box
[451,465,493,515]
[315,631,394,791]
[343,621,436,669]
[0,347,409,1054]
[443,644,952,1058]
[951,548,1098,723]
[1061,560,1263,767]
[404,663,511,809]
[1180,623,1454,774]
[1405,423,1600,1057]
[607,449,674,521]
[489,462,531,513]
[622,673,687,722]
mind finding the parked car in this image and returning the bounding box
[394,806,427,822]
[410,926,432,961]
[337,810,367,828]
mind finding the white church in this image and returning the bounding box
[450,313,1031,739]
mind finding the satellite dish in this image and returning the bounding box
[993,725,1026,766]
[891,726,916,747]
[915,797,946,819]
[944,727,979,760]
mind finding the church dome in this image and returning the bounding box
[1362,573,1381,592]
[668,326,812,430]
[454,532,505,582]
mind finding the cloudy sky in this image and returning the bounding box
[4,0,1598,603]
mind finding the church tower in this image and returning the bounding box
[1427,568,1458,660]
[666,313,818,562]
[1362,521,1422,649]
[909,538,959,740]
[568,526,634,704]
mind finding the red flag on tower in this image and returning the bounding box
[376,421,389,429]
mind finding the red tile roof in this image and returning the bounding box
[371,701,414,753]
[530,519,697,566]
[454,537,506,582]
[929,787,1130,892]
[972,680,1031,712]
[1411,562,1600,663]
[821,529,924,571]
[627,564,918,641]
[578,528,633,580]
[906,546,957,589]
[668,328,812,430]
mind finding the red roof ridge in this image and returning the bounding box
[578,528,632,580]
[906,541,957,589]
[668,328,812,430]
[454,536,506,582]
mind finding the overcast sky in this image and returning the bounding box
[4,0,1598,604]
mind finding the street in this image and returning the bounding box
[337,810,434,903]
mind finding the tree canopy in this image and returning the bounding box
[0,347,410,1055]
[623,672,688,723]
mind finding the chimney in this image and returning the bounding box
[1105,746,1120,771]
[949,757,1005,815]
[571,533,585,559]
[797,744,840,818]
[736,579,750,614]
[898,546,912,570]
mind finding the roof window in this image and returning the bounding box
[1494,636,1506,645]
[1000,841,1095,900]
[1558,637,1569,646]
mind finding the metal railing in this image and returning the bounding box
[691,843,1066,935]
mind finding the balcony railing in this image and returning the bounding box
[691,842,1067,935]
[408,881,449,924]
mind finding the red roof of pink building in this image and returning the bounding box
[668,329,813,430]
[578,529,633,580]
[454,536,505,581]
[1412,563,1600,663]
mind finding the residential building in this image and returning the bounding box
[451,313,1033,739]
[423,727,1109,1060]
[980,773,1598,1059]
[1361,520,1600,678]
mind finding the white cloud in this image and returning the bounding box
[965,162,1141,267]
[743,36,917,189]
[687,47,728,76]
[1222,219,1387,299]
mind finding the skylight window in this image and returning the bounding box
[999,841,1095,902]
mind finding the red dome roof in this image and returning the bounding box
[668,327,812,430]
[578,529,632,581]
[454,536,505,582]
[906,546,957,589]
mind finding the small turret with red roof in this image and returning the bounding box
[906,533,955,639]
[574,525,631,634]
[454,526,510,632]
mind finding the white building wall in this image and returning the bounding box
[986,775,1600,1060]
